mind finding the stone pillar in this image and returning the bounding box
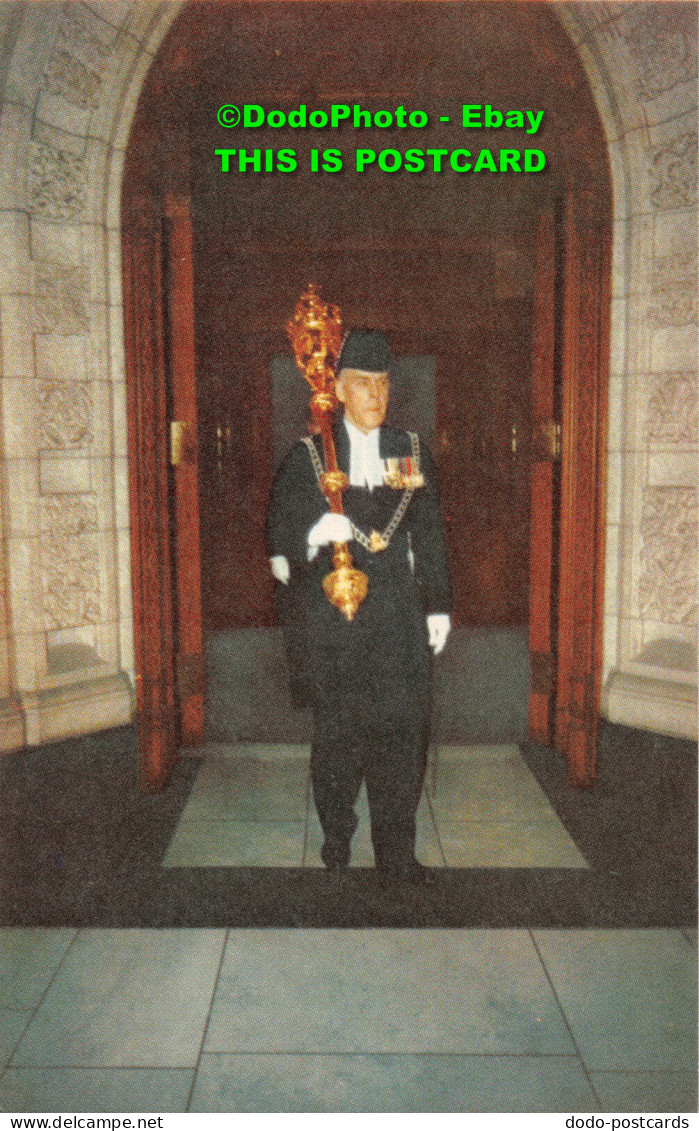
[0,1,183,750]
[560,3,698,739]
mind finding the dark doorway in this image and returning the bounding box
[122,1,611,789]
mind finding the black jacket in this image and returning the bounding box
[267,423,452,619]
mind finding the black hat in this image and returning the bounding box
[337,329,391,374]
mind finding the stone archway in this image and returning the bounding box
[0,1,695,758]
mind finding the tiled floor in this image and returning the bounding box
[0,928,695,1112]
[1,747,694,1113]
[163,743,589,869]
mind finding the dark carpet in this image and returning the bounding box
[0,722,695,928]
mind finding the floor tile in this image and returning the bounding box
[191,1052,597,1112]
[234,743,312,762]
[178,755,309,822]
[0,1011,32,1069]
[533,930,698,1071]
[432,744,522,763]
[166,743,582,870]
[12,929,226,1068]
[304,788,444,868]
[0,1069,194,1113]
[163,820,305,867]
[591,1071,698,1113]
[204,929,576,1055]
[684,928,697,948]
[185,742,312,763]
[415,805,447,867]
[431,755,556,821]
[0,929,76,1009]
[437,816,588,868]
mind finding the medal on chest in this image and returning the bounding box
[381,455,425,490]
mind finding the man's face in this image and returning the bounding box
[336,368,390,434]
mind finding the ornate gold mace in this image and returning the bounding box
[286,284,369,622]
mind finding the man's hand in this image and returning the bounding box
[427,613,451,655]
[308,513,353,549]
[269,555,290,585]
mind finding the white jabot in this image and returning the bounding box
[344,417,383,489]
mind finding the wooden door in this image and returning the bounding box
[528,207,560,746]
[527,192,610,787]
[123,193,178,790]
[163,193,204,747]
[123,188,204,790]
[554,190,610,787]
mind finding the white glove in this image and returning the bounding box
[427,613,451,655]
[308,512,353,549]
[269,555,290,585]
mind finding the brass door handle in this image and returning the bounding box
[532,419,561,461]
[170,421,196,466]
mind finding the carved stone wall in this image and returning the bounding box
[27,143,87,221]
[32,262,90,335]
[646,374,697,445]
[38,381,93,449]
[40,495,100,630]
[42,12,111,110]
[0,0,165,748]
[648,132,698,211]
[624,6,697,99]
[639,488,698,627]
[649,252,698,329]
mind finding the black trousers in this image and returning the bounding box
[307,579,430,868]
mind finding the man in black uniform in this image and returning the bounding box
[267,330,451,881]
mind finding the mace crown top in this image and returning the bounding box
[286,284,343,395]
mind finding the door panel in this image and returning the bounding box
[555,191,610,787]
[527,193,610,787]
[122,189,205,789]
[164,193,204,747]
[528,208,559,745]
[123,197,178,791]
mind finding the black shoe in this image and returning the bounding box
[321,841,350,871]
